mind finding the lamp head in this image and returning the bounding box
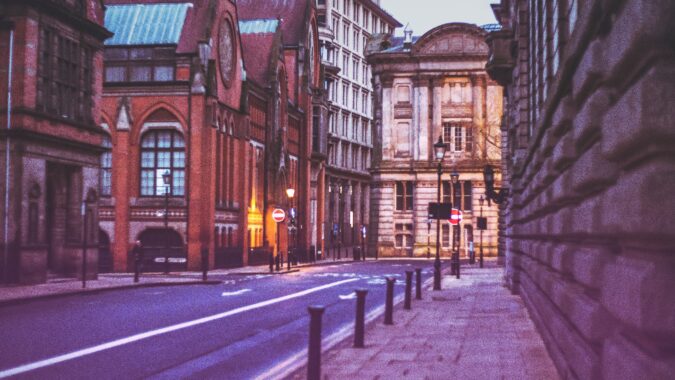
[450,171,459,184]
[479,195,485,206]
[433,135,446,161]
[286,187,295,199]
[483,165,494,187]
[162,170,171,185]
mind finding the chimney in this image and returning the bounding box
[403,24,413,49]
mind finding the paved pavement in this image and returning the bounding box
[0,257,356,306]
[291,261,560,380]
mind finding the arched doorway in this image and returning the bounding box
[137,228,186,272]
[98,229,113,273]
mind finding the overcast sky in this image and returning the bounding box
[379,0,498,36]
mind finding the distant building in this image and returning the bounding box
[0,0,110,284]
[486,0,675,378]
[315,0,401,259]
[366,23,503,258]
[100,0,249,271]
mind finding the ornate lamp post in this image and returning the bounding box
[433,136,446,290]
[450,170,459,278]
[286,187,295,270]
[162,169,171,274]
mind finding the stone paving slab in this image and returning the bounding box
[291,263,559,380]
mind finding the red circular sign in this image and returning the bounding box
[272,208,286,223]
[449,209,463,225]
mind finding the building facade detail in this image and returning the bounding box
[367,23,503,258]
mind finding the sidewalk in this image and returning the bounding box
[0,257,357,306]
[293,262,559,379]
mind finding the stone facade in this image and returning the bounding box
[367,23,503,258]
[486,0,675,378]
[0,0,110,284]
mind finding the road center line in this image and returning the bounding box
[0,278,359,379]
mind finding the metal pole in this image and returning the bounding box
[384,277,395,325]
[456,225,460,279]
[3,24,14,284]
[415,268,422,300]
[480,203,484,268]
[427,221,430,259]
[404,270,412,310]
[201,246,208,281]
[434,162,442,291]
[307,305,325,380]
[354,289,367,348]
[164,185,169,274]
[276,222,280,271]
[81,203,87,289]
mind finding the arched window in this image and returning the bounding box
[140,130,185,196]
[101,136,112,196]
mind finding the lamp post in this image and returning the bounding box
[162,170,171,274]
[286,187,295,270]
[479,195,484,268]
[450,170,459,278]
[426,218,431,259]
[433,136,446,291]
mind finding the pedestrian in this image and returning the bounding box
[132,240,143,282]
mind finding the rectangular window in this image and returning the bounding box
[442,224,450,248]
[465,127,473,152]
[352,88,358,110]
[463,181,473,211]
[454,126,463,151]
[395,181,414,211]
[353,30,359,51]
[343,23,349,46]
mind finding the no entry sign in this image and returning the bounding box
[272,208,286,223]
[449,208,463,225]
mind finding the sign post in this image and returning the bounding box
[449,209,463,278]
[272,208,285,271]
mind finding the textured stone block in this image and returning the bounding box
[572,39,605,103]
[602,255,675,334]
[602,62,675,164]
[572,88,610,151]
[552,133,576,171]
[603,332,675,380]
[570,246,615,291]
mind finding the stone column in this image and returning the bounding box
[471,75,486,159]
[431,77,443,155]
[381,75,394,161]
[413,76,430,160]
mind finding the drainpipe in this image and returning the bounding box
[2,20,15,284]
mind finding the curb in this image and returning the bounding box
[0,279,222,308]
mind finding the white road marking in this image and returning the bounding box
[221,289,252,297]
[338,292,356,300]
[0,278,359,379]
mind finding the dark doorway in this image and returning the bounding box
[137,228,186,272]
[98,229,112,273]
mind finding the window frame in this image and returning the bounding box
[139,129,186,197]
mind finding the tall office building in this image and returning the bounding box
[315,0,401,258]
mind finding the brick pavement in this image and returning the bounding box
[293,262,559,380]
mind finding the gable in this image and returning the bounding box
[413,23,488,56]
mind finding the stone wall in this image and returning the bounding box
[492,1,675,378]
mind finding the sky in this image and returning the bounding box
[379,0,498,36]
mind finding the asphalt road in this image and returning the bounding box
[0,259,444,380]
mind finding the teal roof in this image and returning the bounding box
[104,3,191,46]
[238,19,279,34]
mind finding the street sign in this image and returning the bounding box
[428,202,452,219]
[272,208,286,223]
[449,208,463,225]
[477,217,488,230]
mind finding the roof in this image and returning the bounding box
[237,0,308,45]
[104,3,192,45]
[381,36,420,52]
[239,19,279,34]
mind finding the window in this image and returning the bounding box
[342,82,349,105]
[352,58,359,80]
[352,88,358,110]
[395,181,414,211]
[353,30,359,51]
[363,10,369,29]
[395,224,414,248]
[332,18,339,42]
[343,23,349,46]
[37,27,94,123]
[140,130,186,196]
[361,91,367,114]
[463,181,472,211]
[342,144,348,167]
[352,147,358,169]
[442,123,472,152]
[465,127,473,152]
[354,4,360,23]
[342,53,349,76]
[454,126,463,151]
[104,47,175,83]
[101,136,113,196]
[442,224,450,248]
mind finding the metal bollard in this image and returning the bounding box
[354,289,368,348]
[133,255,140,283]
[404,270,413,310]
[276,252,281,272]
[287,249,291,271]
[456,252,460,279]
[201,247,208,282]
[307,305,325,380]
[415,268,422,300]
[384,277,395,325]
[269,251,274,273]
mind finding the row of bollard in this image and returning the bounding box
[306,267,425,380]
[132,247,210,283]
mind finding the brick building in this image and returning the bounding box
[238,0,324,263]
[366,23,503,258]
[486,0,675,378]
[100,0,249,271]
[0,0,110,284]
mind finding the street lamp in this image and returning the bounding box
[479,195,485,268]
[450,169,460,279]
[286,187,295,270]
[483,165,509,205]
[162,169,171,274]
[433,135,446,290]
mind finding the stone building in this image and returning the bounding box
[100,0,249,271]
[315,0,401,259]
[486,0,675,378]
[366,23,503,258]
[0,0,110,283]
